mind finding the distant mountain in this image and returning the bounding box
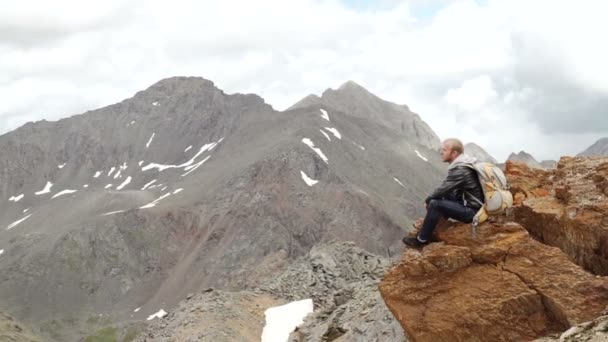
[506,151,543,169]
[0,77,446,341]
[289,80,441,151]
[578,137,608,157]
[464,143,497,163]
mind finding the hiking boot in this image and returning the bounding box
[402,236,430,247]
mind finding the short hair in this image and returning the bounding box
[443,138,464,154]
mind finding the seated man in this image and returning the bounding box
[402,138,484,247]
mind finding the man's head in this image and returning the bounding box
[440,138,464,163]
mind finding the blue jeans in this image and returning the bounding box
[418,199,477,241]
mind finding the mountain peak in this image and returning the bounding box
[464,142,497,163]
[338,80,366,91]
[328,80,375,99]
[507,150,542,169]
[578,137,608,157]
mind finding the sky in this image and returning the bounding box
[1,0,607,161]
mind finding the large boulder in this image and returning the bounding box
[379,221,608,341]
[507,157,608,276]
[380,156,608,341]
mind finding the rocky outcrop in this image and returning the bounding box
[507,158,608,276]
[133,289,281,342]
[536,314,608,341]
[379,221,608,342]
[263,241,404,341]
[132,242,404,341]
[540,160,557,170]
[380,156,608,341]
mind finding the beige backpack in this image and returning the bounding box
[465,162,513,237]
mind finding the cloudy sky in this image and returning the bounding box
[1,0,607,161]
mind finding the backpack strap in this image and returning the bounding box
[465,191,484,207]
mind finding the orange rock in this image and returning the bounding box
[381,157,608,341]
[379,222,608,342]
[507,157,608,276]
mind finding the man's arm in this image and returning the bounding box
[425,166,467,204]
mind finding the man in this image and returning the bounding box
[402,138,484,247]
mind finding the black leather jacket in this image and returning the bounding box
[425,163,485,210]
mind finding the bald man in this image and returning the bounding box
[402,138,485,247]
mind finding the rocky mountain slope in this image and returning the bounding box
[0,77,446,341]
[463,142,496,163]
[289,81,441,151]
[507,150,543,169]
[578,137,608,157]
[134,241,404,342]
[0,310,41,342]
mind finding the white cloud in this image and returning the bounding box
[1,0,608,161]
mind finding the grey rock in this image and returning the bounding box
[578,137,608,157]
[507,150,544,169]
[464,142,497,163]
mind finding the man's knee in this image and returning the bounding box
[428,199,439,209]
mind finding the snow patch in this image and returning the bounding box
[352,141,366,150]
[152,101,160,106]
[94,171,101,178]
[0,250,3,256]
[108,167,116,177]
[320,130,331,141]
[147,309,167,320]
[35,181,53,195]
[52,190,77,199]
[105,184,113,189]
[102,210,126,216]
[9,194,24,202]
[114,170,122,179]
[323,127,342,140]
[58,163,66,169]
[300,171,318,186]
[140,192,172,209]
[141,179,157,190]
[320,109,330,121]
[134,307,141,313]
[394,178,405,188]
[144,142,216,172]
[172,188,183,194]
[7,214,32,230]
[161,186,167,191]
[181,155,211,177]
[116,176,132,190]
[415,150,428,162]
[261,299,314,342]
[23,208,29,213]
[83,184,89,188]
[138,160,144,166]
[131,120,136,124]
[301,138,328,164]
[184,145,192,152]
[145,133,156,148]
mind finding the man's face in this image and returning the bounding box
[440,143,456,163]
